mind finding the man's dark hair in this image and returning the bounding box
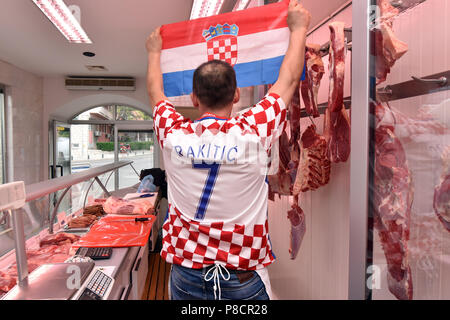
[192,60,237,110]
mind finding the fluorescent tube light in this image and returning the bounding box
[190,0,225,19]
[31,0,92,43]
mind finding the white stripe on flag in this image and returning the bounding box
[161,27,290,74]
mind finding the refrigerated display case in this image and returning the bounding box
[350,0,449,300]
[0,161,162,300]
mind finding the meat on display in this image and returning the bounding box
[102,196,154,215]
[375,0,408,84]
[324,21,351,163]
[373,101,414,300]
[287,195,306,260]
[67,214,98,229]
[433,146,450,231]
[300,44,325,118]
[293,124,330,194]
[0,232,80,298]
[327,21,346,113]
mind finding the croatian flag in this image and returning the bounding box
[160,0,303,97]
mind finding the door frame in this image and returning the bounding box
[52,120,72,178]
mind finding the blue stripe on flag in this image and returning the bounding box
[162,55,306,97]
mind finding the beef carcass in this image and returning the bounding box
[373,101,413,300]
[324,107,351,163]
[293,125,330,194]
[102,196,154,215]
[301,44,325,118]
[324,21,351,163]
[433,146,450,231]
[375,0,408,84]
[287,195,306,260]
[327,21,346,113]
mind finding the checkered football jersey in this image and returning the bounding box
[153,93,287,270]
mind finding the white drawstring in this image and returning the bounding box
[204,263,230,300]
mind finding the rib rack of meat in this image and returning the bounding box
[301,44,325,118]
[293,125,330,194]
[373,101,414,300]
[287,195,306,260]
[268,131,294,197]
[433,146,450,231]
[375,0,408,84]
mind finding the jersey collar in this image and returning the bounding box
[195,112,230,122]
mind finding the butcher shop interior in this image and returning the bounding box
[0,0,448,301]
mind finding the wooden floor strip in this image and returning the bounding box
[142,253,171,300]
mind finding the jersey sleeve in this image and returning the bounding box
[239,93,287,152]
[153,100,186,149]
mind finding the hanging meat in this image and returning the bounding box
[327,21,346,113]
[375,0,408,84]
[433,146,450,231]
[323,21,351,163]
[267,131,293,197]
[373,101,413,300]
[293,125,330,194]
[300,44,325,118]
[287,195,306,260]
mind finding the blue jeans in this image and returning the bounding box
[169,264,269,300]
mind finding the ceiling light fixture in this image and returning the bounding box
[190,0,225,19]
[233,0,251,11]
[31,0,92,43]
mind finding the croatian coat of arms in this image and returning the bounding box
[202,23,239,66]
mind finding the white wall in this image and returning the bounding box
[0,59,44,184]
[267,6,352,300]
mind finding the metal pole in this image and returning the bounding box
[348,0,370,300]
[48,186,71,234]
[114,124,119,190]
[10,209,29,287]
[4,87,14,183]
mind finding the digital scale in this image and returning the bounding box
[2,262,115,300]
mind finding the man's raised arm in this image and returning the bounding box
[146,27,167,110]
[268,0,310,106]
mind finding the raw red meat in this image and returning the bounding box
[375,0,408,84]
[68,214,97,229]
[102,196,154,215]
[287,195,306,260]
[324,107,351,163]
[293,125,330,194]
[327,21,346,113]
[0,271,16,297]
[268,131,294,196]
[39,232,80,247]
[301,44,325,118]
[373,101,413,300]
[433,146,450,231]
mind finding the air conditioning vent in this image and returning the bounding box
[65,76,136,91]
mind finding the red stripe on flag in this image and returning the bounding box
[161,1,289,50]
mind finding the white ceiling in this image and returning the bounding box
[0,0,349,78]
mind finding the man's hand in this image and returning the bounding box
[146,27,162,54]
[268,0,310,106]
[146,26,167,109]
[287,0,311,33]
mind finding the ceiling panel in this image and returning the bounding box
[0,0,349,78]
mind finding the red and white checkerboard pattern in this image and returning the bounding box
[206,36,238,66]
[161,204,275,270]
[153,93,286,270]
[153,93,286,153]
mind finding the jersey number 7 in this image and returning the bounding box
[192,161,221,220]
